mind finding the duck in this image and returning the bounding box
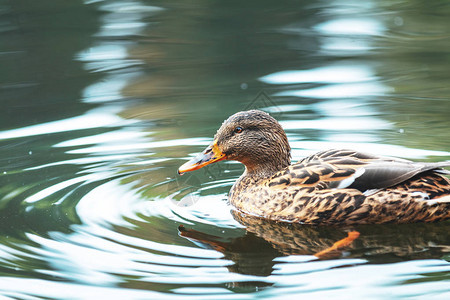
[178,110,450,225]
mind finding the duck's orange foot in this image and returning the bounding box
[314,231,360,259]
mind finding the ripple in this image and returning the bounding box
[290,140,450,161]
[314,18,386,36]
[0,107,135,140]
[260,64,376,85]
[276,82,392,99]
[262,260,450,299]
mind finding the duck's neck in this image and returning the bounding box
[229,155,290,211]
[242,157,291,180]
[237,127,291,180]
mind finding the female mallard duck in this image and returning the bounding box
[178,110,450,225]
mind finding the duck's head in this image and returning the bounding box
[178,110,291,177]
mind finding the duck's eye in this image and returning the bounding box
[234,126,243,134]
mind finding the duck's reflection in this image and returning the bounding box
[179,210,450,278]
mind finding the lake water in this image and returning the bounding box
[0,0,449,299]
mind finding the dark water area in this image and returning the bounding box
[0,0,449,299]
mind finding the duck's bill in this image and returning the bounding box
[178,141,226,175]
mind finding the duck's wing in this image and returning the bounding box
[269,149,450,193]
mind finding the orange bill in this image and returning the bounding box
[178,140,226,175]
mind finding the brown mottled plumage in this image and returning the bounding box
[178,110,450,225]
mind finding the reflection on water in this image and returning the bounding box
[0,0,449,299]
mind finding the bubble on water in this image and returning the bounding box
[394,16,403,26]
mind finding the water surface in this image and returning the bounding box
[0,0,449,299]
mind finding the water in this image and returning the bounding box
[0,0,449,299]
